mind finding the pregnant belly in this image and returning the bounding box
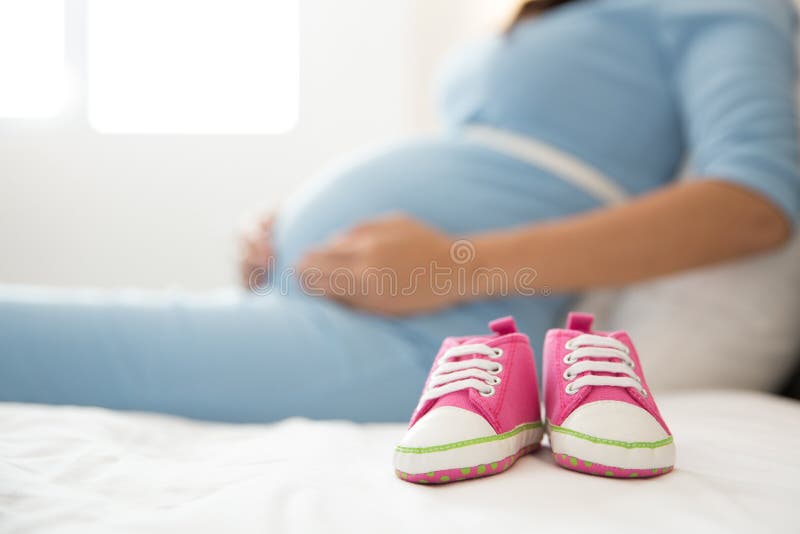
[272,137,599,270]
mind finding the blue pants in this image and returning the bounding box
[0,286,571,422]
[0,138,595,422]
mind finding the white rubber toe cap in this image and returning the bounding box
[549,400,675,470]
[560,400,669,443]
[395,407,543,474]
[399,406,495,448]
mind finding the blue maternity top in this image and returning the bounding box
[273,0,800,343]
[436,0,800,217]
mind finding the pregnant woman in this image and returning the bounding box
[2,0,798,422]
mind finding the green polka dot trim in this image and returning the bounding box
[395,443,540,485]
[551,450,674,479]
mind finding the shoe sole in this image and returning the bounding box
[394,422,544,485]
[552,451,674,478]
[548,423,675,478]
[396,443,540,484]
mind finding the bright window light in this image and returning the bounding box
[87,0,299,134]
[0,0,65,118]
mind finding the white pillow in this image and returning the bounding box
[577,235,800,394]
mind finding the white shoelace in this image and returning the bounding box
[562,334,646,396]
[420,344,504,402]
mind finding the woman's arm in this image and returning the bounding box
[299,1,799,315]
[297,180,790,315]
[473,179,791,294]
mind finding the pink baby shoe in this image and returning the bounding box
[394,316,543,484]
[543,312,675,478]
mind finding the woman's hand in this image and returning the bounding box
[297,213,474,316]
[238,211,276,290]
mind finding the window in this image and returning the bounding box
[87,0,298,134]
[0,0,66,118]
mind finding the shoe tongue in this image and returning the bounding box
[566,312,594,332]
[432,337,489,368]
[489,316,517,335]
[423,336,492,415]
[578,331,642,407]
[417,316,520,423]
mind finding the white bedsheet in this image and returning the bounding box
[2,391,799,534]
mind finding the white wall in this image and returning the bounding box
[0,0,516,289]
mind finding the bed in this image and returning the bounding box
[2,390,798,533]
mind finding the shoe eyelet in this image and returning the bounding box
[639,389,648,397]
[564,339,578,350]
[491,348,503,359]
[562,369,574,381]
[487,376,501,386]
[563,354,576,365]
[488,363,503,375]
[480,385,496,397]
[565,383,579,395]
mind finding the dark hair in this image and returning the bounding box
[508,0,579,29]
